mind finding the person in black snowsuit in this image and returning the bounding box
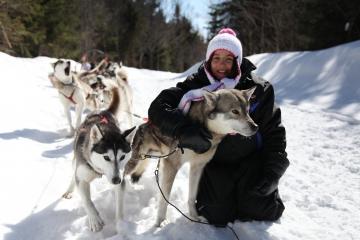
[148,28,289,226]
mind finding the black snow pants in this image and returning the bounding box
[195,153,285,226]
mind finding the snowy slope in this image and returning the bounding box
[249,41,360,120]
[0,41,359,240]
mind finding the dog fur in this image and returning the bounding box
[124,87,258,226]
[49,59,105,136]
[103,61,133,127]
[62,87,136,232]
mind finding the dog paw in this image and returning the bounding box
[197,215,209,223]
[188,212,208,223]
[88,214,104,232]
[62,191,73,199]
[188,206,200,220]
[153,218,168,228]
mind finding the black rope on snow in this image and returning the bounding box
[154,158,240,240]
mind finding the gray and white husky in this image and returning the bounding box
[124,87,258,226]
[49,59,104,137]
[104,61,133,127]
[62,88,136,232]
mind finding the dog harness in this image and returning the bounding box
[51,75,77,104]
[60,88,77,104]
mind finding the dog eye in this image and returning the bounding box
[120,155,125,160]
[232,109,240,114]
[103,156,111,161]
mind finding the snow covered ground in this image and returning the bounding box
[0,40,359,240]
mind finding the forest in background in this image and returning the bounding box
[208,0,360,57]
[1,0,359,72]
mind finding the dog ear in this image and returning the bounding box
[90,124,103,142]
[123,126,137,144]
[230,87,256,102]
[51,59,62,69]
[243,86,257,101]
[202,91,218,114]
[203,90,217,105]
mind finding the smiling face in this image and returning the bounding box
[210,49,235,80]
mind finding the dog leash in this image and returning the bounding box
[153,158,240,240]
[119,110,149,122]
[139,147,181,160]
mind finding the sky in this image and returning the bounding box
[161,0,223,38]
[0,40,359,240]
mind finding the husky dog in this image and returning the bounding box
[125,87,258,226]
[89,75,118,109]
[62,88,136,232]
[49,59,104,136]
[104,61,133,126]
[104,61,128,82]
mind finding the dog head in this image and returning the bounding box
[105,61,128,82]
[127,124,167,162]
[103,61,120,77]
[201,87,258,136]
[51,59,72,84]
[87,75,107,93]
[89,123,136,184]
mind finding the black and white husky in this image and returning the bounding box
[62,88,136,232]
[125,87,258,226]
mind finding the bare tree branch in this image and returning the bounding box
[0,21,12,48]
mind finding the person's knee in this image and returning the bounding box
[263,201,284,221]
[237,191,285,221]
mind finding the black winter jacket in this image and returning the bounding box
[148,58,289,181]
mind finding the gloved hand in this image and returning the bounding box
[251,175,279,196]
[177,125,212,154]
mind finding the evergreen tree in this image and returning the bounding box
[40,0,81,58]
[0,0,206,71]
[208,0,360,54]
[0,0,43,56]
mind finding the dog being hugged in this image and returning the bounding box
[62,88,136,232]
[49,59,105,137]
[125,87,258,227]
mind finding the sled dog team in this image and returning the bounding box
[49,59,133,137]
[49,58,258,232]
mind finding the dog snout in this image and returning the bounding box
[112,176,121,184]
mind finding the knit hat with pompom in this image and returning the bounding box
[206,28,243,67]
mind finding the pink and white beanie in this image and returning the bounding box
[178,28,243,114]
[205,28,243,83]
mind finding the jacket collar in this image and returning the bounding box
[240,58,257,81]
[198,57,256,84]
